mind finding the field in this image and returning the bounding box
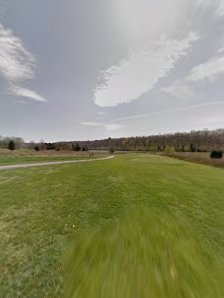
[168,152,224,168]
[0,149,106,166]
[1,154,224,297]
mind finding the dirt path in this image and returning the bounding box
[0,156,115,171]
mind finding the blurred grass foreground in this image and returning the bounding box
[65,206,223,298]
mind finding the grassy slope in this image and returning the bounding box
[0,154,224,297]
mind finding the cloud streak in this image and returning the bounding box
[94,32,199,107]
[81,122,123,131]
[10,86,46,102]
[109,101,224,123]
[0,23,46,102]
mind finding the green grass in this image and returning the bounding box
[0,154,224,297]
[0,154,105,166]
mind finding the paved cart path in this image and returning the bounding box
[0,156,115,171]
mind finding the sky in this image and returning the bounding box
[0,0,224,142]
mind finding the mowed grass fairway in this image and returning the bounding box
[0,154,224,297]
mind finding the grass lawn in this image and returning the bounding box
[0,154,105,166]
[0,154,224,297]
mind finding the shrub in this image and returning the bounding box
[72,143,81,151]
[164,146,175,155]
[8,140,15,151]
[82,146,88,152]
[34,145,40,151]
[109,147,115,154]
[210,150,223,159]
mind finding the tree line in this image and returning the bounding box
[1,129,224,152]
[27,141,88,152]
[77,129,224,152]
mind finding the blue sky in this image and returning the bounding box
[0,0,224,141]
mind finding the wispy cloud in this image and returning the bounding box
[197,0,224,17]
[81,101,224,130]
[187,54,224,82]
[110,101,224,123]
[104,124,123,131]
[0,24,34,81]
[161,81,193,99]
[81,122,123,131]
[161,46,224,97]
[0,23,46,102]
[10,86,46,102]
[218,47,224,54]
[96,111,108,121]
[81,122,99,127]
[94,32,199,107]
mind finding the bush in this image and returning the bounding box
[72,143,81,151]
[164,146,175,155]
[34,145,40,151]
[210,150,223,159]
[82,146,88,152]
[8,140,15,151]
[109,147,115,154]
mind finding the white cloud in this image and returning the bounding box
[0,23,46,102]
[94,32,199,107]
[10,86,46,102]
[81,122,123,131]
[161,81,193,99]
[187,55,224,82]
[0,24,35,81]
